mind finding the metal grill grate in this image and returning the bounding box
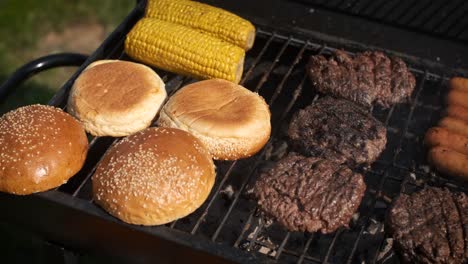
[50,26,468,263]
[293,0,468,43]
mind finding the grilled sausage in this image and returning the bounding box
[446,104,468,123]
[450,77,468,92]
[446,89,468,109]
[428,146,468,180]
[425,127,468,155]
[439,117,468,137]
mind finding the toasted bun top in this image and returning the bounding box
[161,79,270,139]
[0,104,88,195]
[71,60,166,114]
[92,127,215,225]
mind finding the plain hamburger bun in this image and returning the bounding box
[68,60,167,137]
[92,127,215,225]
[158,79,271,160]
[0,105,88,195]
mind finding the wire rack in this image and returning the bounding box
[50,27,468,263]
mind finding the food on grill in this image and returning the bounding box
[307,50,416,107]
[428,146,468,180]
[0,105,88,195]
[388,187,468,263]
[447,89,468,109]
[288,96,387,166]
[125,18,245,84]
[446,104,468,122]
[92,127,215,225]
[158,79,271,160]
[425,127,468,156]
[68,60,167,137]
[254,152,365,233]
[450,77,468,92]
[145,0,255,50]
[439,117,468,137]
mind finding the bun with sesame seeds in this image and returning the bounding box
[68,60,167,137]
[158,79,271,160]
[92,127,215,225]
[0,104,88,195]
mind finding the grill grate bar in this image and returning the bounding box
[270,41,310,106]
[297,234,316,264]
[211,155,264,241]
[240,33,276,85]
[257,30,447,79]
[275,232,291,260]
[233,207,257,248]
[190,160,238,233]
[189,35,302,235]
[231,43,324,255]
[71,137,105,197]
[350,72,428,264]
[345,225,366,264]
[247,220,265,251]
[323,229,343,263]
[254,37,292,93]
[211,76,307,242]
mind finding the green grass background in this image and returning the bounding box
[1,1,134,262]
[0,0,134,114]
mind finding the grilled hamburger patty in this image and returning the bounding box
[254,152,366,234]
[288,97,387,166]
[388,187,468,264]
[308,50,416,107]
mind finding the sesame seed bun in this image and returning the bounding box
[92,127,215,225]
[158,79,271,160]
[0,105,88,195]
[68,60,167,137]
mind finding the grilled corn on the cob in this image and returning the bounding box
[145,0,255,50]
[125,18,245,83]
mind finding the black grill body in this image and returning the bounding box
[1,0,467,263]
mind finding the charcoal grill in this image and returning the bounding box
[1,0,468,263]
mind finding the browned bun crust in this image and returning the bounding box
[0,105,88,195]
[158,79,271,160]
[92,127,215,225]
[68,60,167,137]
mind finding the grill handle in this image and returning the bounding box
[0,53,88,104]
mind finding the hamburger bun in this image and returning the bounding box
[0,105,88,195]
[158,79,271,160]
[68,60,167,137]
[92,127,215,225]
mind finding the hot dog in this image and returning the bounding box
[450,77,468,92]
[439,117,468,137]
[446,104,468,123]
[428,146,468,180]
[446,89,468,109]
[425,127,468,155]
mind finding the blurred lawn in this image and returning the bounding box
[0,0,134,114]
